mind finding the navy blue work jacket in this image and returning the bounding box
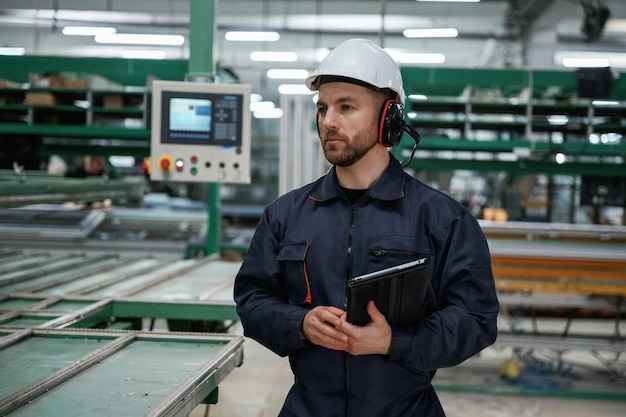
[234,155,499,417]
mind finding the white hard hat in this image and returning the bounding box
[305,38,405,104]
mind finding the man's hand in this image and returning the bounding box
[336,301,392,356]
[301,306,349,351]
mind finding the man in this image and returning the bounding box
[234,38,499,417]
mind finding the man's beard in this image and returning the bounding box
[322,127,378,167]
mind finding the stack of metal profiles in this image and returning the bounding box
[0,170,145,209]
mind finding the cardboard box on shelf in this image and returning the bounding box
[0,79,22,104]
[0,79,20,88]
[62,77,89,89]
[30,72,88,90]
[25,92,56,106]
[103,94,123,108]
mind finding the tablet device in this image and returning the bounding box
[346,257,430,326]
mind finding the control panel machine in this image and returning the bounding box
[150,81,252,184]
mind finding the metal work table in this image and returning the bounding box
[0,250,246,416]
[0,328,244,417]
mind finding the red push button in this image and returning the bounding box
[158,155,173,171]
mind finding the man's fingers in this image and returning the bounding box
[366,300,383,322]
[303,306,349,350]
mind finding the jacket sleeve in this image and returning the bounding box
[233,206,309,357]
[388,211,499,370]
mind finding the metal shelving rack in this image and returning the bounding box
[396,66,626,178]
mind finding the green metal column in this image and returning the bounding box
[188,0,221,257]
[188,0,216,81]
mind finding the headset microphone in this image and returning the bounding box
[394,115,422,168]
[392,110,421,147]
[379,100,421,167]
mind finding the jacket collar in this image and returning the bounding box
[309,154,405,202]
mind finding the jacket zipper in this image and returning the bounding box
[344,202,357,417]
[346,202,357,291]
[369,249,422,259]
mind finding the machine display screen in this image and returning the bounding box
[160,91,243,146]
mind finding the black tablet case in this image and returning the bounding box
[346,257,430,326]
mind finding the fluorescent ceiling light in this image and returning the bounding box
[95,33,184,46]
[0,47,25,56]
[285,15,430,33]
[562,57,609,68]
[396,53,446,64]
[251,51,298,62]
[120,50,167,59]
[254,108,284,119]
[408,94,428,100]
[403,28,458,38]
[62,26,116,36]
[267,69,309,79]
[605,19,626,33]
[556,51,626,68]
[250,101,276,112]
[592,100,620,106]
[417,0,480,2]
[225,31,280,41]
[2,9,186,25]
[278,84,314,95]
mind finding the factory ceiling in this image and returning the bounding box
[0,0,624,102]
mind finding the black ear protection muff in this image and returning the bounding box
[378,99,405,147]
[378,98,423,167]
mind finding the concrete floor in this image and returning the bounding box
[189,321,625,417]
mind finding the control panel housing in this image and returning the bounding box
[150,80,251,184]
